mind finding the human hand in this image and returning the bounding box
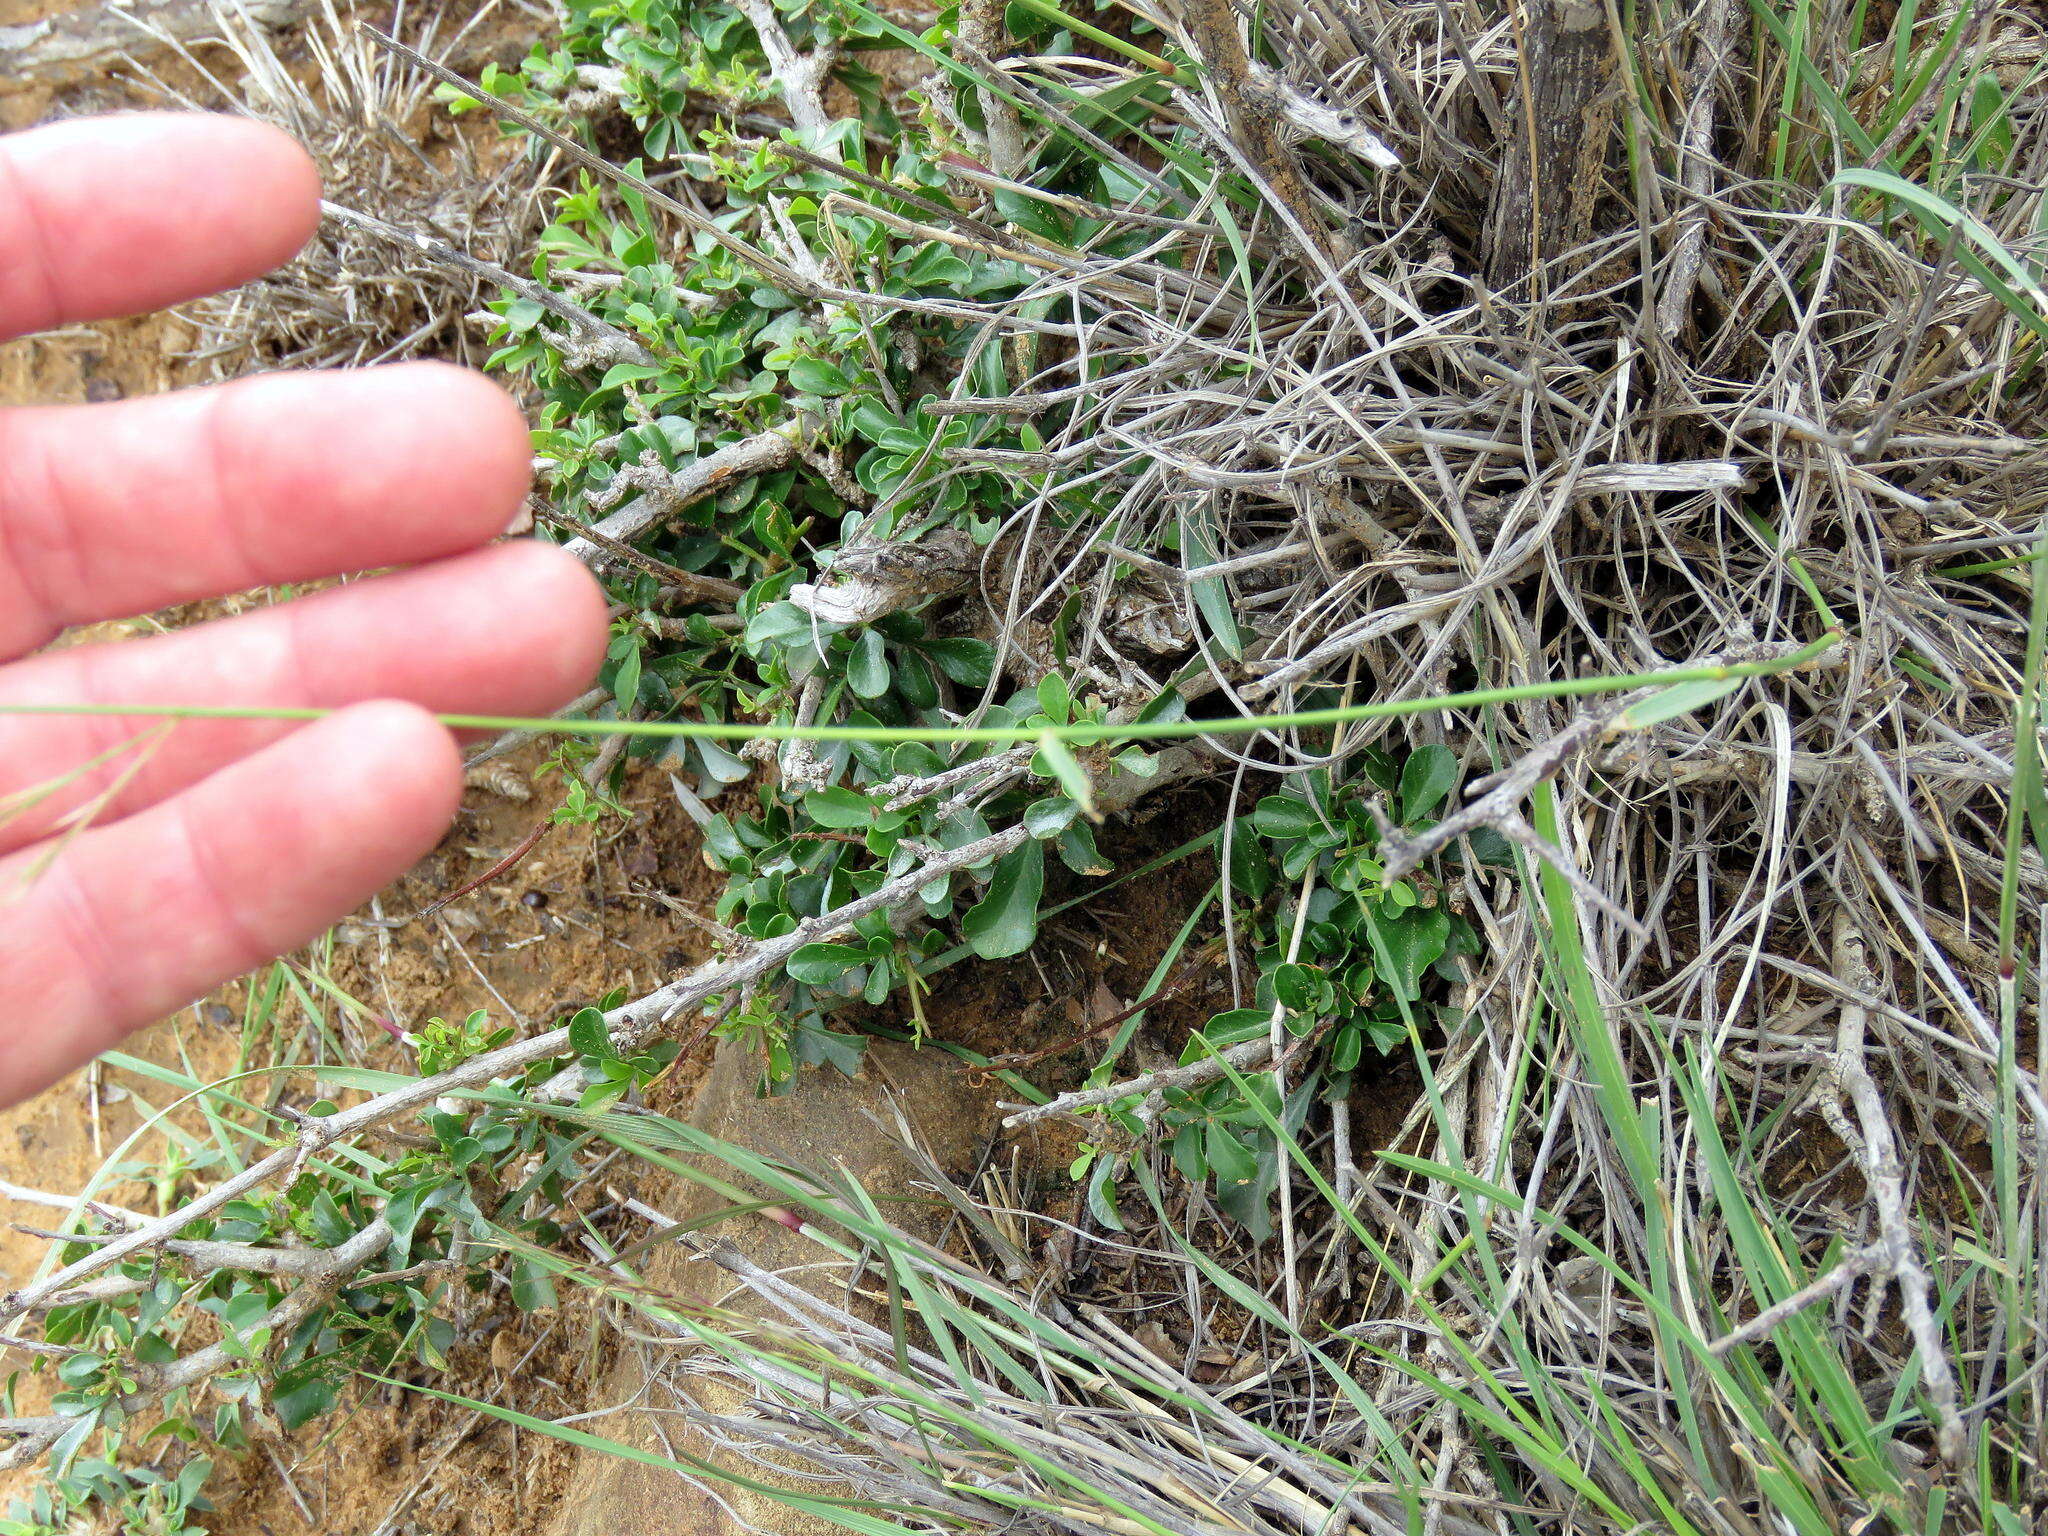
[0,114,608,1106]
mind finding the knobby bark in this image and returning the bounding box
[1177,0,1355,270]
[1483,0,1619,294]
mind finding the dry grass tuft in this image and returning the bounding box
[841,0,2048,1523]
[127,0,555,375]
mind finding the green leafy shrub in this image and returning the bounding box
[1068,745,1493,1235]
[434,0,1513,1231]
[4,995,677,1529]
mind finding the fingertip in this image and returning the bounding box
[197,361,534,572]
[332,698,466,839]
[83,113,326,262]
[301,360,533,547]
[377,357,532,442]
[273,699,464,885]
[389,540,612,740]
[177,114,324,264]
[385,360,536,534]
[0,113,324,332]
[0,696,472,1102]
[490,539,613,702]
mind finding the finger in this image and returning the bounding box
[0,701,462,1106]
[0,540,608,855]
[0,113,319,339]
[0,361,533,655]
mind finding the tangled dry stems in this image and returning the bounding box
[8,0,2048,1526]
[128,0,553,374]
[598,0,2048,1515]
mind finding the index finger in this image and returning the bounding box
[0,113,320,340]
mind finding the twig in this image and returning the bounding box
[0,1220,393,1469]
[464,686,608,769]
[0,1180,143,1225]
[321,201,657,370]
[731,0,837,133]
[1654,0,1736,337]
[873,745,1036,813]
[0,828,1038,1329]
[1375,639,1831,925]
[1269,867,1316,1329]
[787,527,978,625]
[1171,0,1352,269]
[1815,911,1966,1463]
[1482,0,1617,293]
[532,504,745,604]
[774,676,833,795]
[956,0,1026,178]
[1002,1034,1295,1128]
[409,816,555,924]
[1705,1240,1888,1357]
[1252,63,1401,170]
[560,424,806,561]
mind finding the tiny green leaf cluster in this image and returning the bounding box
[445,0,1206,1080]
[1079,746,1498,1236]
[5,996,678,1531]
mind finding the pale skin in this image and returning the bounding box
[0,114,611,1107]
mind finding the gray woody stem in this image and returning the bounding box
[0,1220,393,1470]
[0,827,1030,1325]
[321,201,657,371]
